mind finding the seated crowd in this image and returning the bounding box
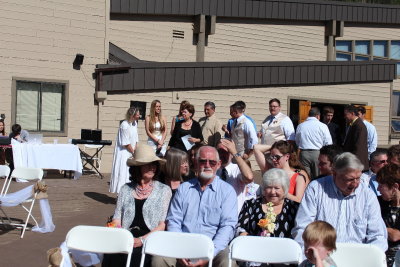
[104,99,397,267]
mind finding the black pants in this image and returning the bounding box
[101,246,151,267]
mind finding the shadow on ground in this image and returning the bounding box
[84,192,116,205]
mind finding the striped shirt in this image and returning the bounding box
[292,175,388,252]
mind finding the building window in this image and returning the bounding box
[392,91,400,133]
[15,80,66,134]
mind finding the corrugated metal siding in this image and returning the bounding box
[110,0,400,24]
[96,61,396,92]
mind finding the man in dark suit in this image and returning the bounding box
[342,105,369,171]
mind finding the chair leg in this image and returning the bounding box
[138,252,145,267]
[21,196,37,238]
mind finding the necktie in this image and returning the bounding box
[268,116,275,126]
[233,119,238,128]
[221,168,228,181]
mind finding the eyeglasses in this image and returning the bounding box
[269,154,284,161]
[373,160,387,164]
[198,159,218,167]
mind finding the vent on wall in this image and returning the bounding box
[172,30,184,39]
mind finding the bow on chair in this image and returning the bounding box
[34,181,48,200]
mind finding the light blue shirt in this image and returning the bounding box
[295,117,332,150]
[292,175,388,252]
[167,176,238,256]
[363,120,378,157]
[226,114,257,138]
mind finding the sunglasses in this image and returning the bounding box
[198,159,218,167]
[269,154,285,161]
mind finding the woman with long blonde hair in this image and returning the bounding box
[145,100,167,155]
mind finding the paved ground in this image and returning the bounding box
[0,170,263,267]
[0,171,116,267]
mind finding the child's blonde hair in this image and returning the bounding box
[302,221,337,251]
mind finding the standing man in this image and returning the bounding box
[322,106,341,145]
[295,107,332,179]
[198,101,224,147]
[229,102,258,159]
[292,152,388,251]
[152,146,238,267]
[357,106,378,158]
[223,100,257,138]
[260,98,295,146]
[342,105,369,171]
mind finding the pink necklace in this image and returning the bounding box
[135,182,153,198]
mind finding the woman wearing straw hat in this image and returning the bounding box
[103,144,172,267]
[110,107,140,194]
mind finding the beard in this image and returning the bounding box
[199,167,214,180]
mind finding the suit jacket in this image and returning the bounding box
[343,118,369,170]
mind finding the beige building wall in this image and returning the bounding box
[99,82,391,172]
[0,0,107,141]
[108,20,196,62]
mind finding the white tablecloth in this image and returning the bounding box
[12,142,83,179]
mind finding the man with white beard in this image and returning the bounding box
[152,146,238,267]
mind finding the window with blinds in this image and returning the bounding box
[16,80,65,132]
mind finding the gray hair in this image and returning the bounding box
[165,148,189,181]
[125,107,140,121]
[196,146,220,162]
[333,152,364,173]
[261,168,290,196]
[204,101,216,110]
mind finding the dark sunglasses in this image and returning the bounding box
[269,154,284,161]
[198,159,218,167]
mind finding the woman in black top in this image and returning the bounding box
[169,104,203,152]
[236,168,299,267]
[377,164,400,267]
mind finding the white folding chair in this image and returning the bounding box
[65,225,134,267]
[0,165,11,196]
[140,231,214,267]
[0,167,43,238]
[228,236,302,267]
[330,242,386,267]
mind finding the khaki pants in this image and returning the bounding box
[151,247,236,267]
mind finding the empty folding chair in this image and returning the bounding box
[65,225,134,267]
[0,165,11,196]
[140,231,214,267]
[330,242,386,267]
[228,236,302,267]
[0,167,43,238]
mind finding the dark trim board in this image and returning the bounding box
[110,0,400,25]
[95,60,396,92]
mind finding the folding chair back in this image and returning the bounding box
[228,236,302,267]
[140,231,214,267]
[330,243,386,267]
[66,225,134,267]
[0,165,11,196]
[11,167,44,182]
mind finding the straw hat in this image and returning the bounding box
[127,143,163,166]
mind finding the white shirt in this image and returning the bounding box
[363,120,378,157]
[235,114,259,151]
[217,162,259,213]
[266,113,295,141]
[295,117,332,150]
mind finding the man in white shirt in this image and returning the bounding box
[296,107,332,179]
[230,102,258,159]
[216,139,258,213]
[259,98,295,145]
[357,106,378,158]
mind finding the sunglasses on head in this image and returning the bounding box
[269,154,285,161]
[198,159,218,167]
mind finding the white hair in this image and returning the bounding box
[261,168,290,196]
[333,152,364,173]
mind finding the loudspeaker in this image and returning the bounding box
[81,129,92,140]
[73,54,84,70]
[92,130,102,142]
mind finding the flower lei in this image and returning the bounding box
[257,202,276,237]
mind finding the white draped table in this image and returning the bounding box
[12,142,83,179]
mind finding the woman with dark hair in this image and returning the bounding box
[110,107,140,194]
[0,120,7,165]
[162,148,189,195]
[0,120,5,137]
[254,140,307,203]
[170,100,190,136]
[145,100,167,155]
[168,103,203,152]
[377,164,400,266]
[103,144,172,267]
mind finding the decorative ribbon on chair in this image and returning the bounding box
[57,241,103,267]
[34,181,48,200]
[0,183,55,233]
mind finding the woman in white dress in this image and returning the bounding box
[145,100,167,156]
[110,107,140,194]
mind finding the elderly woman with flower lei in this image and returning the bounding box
[236,168,299,266]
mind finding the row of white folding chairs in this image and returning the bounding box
[64,225,387,267]
[0,165,44,238]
